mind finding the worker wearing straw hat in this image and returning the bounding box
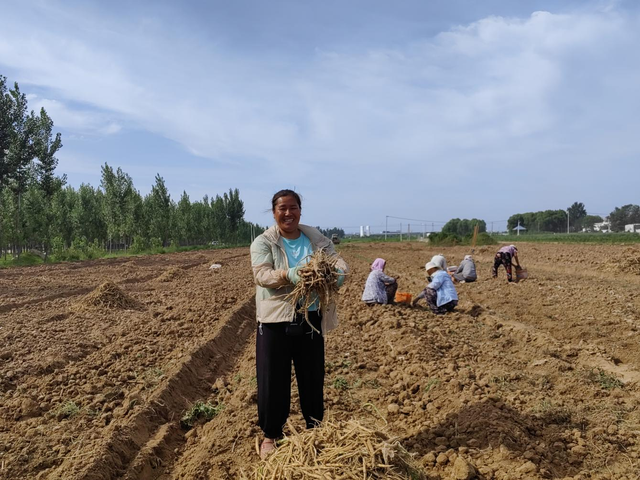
[412,261,458,314]
[250,189,348,459]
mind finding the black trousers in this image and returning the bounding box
[425,287,457,314]
[385,281,398,304]
[256,311,324,439]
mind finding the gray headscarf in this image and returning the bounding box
[430,254,447,270]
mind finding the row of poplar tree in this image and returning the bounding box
[1,75,263,260]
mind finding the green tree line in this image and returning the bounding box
[507,201,640,233]
[1,75,263,261]
[317,227,345,238]
[441,218,486,236]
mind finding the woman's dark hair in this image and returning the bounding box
[271,189,302,212]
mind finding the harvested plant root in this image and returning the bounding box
[244,418,426,479]
[287,249,345,333]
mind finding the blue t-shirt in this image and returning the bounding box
[282,233,318,311]
[282,233,313,270]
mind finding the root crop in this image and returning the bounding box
[287,249,345,333]
[244,418,426,479]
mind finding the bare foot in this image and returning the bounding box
[260,438,276,459]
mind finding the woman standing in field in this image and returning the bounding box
[492,244,521,282]
[250,189,348,459]
[361,258,399,305]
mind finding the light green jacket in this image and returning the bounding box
[250,224,348,335]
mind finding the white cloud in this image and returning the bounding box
[25,96,122,136]
[2,1,639,226]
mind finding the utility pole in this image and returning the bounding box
[385,216,388,241]
[400,223,402,242]
[567,209,570,234]
[408,223,411,241]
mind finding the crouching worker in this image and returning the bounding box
[362,258,399,305]
[413,261,458,314]
[451,255,477,283]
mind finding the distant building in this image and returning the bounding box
[624,224,640,233]
[594,221,610,232]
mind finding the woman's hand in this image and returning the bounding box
[287,266,301,284]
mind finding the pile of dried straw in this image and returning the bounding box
[245,419,426,480]
[73,281,141,311]
[157,267,186,282]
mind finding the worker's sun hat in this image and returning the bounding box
[425,261,439,272]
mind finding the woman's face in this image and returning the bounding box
[273,195,301,236]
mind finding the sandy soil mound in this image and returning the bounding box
[72,281,141,311]
[618,248,640,275]
[602,247,640,275]
[243,418,429,480]
[156,267,186,282]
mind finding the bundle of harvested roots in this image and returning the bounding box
[287,249,345,332]
[243,418,426,480]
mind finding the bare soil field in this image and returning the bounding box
[1,242,640,479]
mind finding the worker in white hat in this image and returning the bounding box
[412,261,458,314]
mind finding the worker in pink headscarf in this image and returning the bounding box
[361,258,399,305]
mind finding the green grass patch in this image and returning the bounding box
[424,378,440,393]
[0,252,44,268]
[332,376,350,391]
[180,400,224,429]
[586,368,624,390]
[55,401,81,419]
[496,233,640,244]
[0,242,244,269]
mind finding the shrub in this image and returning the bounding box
[428,232,461,246]
[130,235,149,254]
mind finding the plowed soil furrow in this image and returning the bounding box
[50,299,257,480]
[0,248,255,480]
[3,243,640,480]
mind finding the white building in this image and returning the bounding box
[593,222,610,232]
[624,224,640,233]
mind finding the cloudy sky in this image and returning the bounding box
[1,0,638,232]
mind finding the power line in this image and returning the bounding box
[386,215,446,224]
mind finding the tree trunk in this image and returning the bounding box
[15,192,21,258]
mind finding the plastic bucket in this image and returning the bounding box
[394,292,413,304]
[515,267,528,282]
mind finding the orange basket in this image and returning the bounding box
[394,292,413,304]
